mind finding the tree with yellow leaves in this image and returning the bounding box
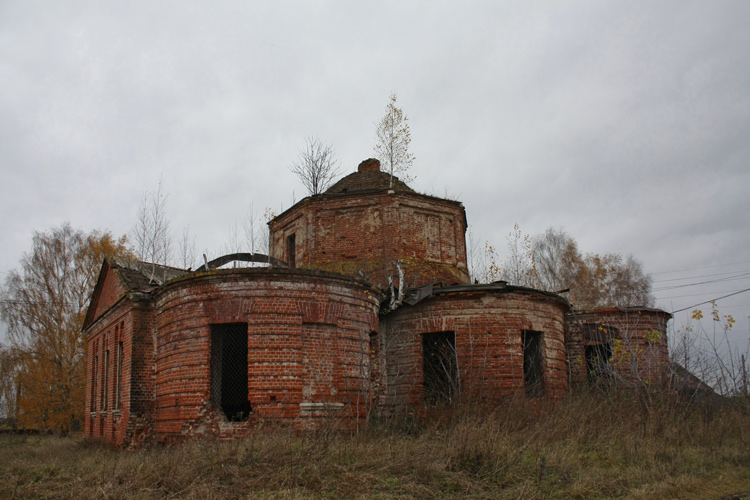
[0,224,130,433]
[0,345,20,423]
[374,93,415,186]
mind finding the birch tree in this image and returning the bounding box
[573,253,653,309]
[0,224,130,432]
[488,224,653,308]
[374,93,415,186]
[529,227,653,308]
[532,227,584,292]
[0,346,19,421]
[500,224,538,287]
[132,177,173,280]
[179,226,196,270]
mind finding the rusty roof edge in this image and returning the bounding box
[151,266,384,299]
[401,282,571,308]
[569,306,673,318]
[270,189,465,224]
[86,267,385,331]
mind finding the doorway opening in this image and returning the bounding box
[286,234,296,268]
[585,343,612,383]
[422,331,458,405]
[522,330,545,398]
[210,323,252,422]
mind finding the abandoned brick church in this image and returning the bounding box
[84,159,671,447]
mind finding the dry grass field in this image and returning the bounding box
[1,393,748,500]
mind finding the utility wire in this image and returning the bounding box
[655,288,750,300]
[653,273,750,292]
[653,269,750,283]
[671,287,750,314]
[653,260,750,275]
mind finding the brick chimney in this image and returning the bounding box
[358,158,380,172]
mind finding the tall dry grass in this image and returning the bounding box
[1,392,748,499]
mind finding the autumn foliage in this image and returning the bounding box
[474,225,653,309]
[0,224,130,432]
[374,93,415,185]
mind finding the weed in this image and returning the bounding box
[0,393,748,499]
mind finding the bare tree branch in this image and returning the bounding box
[131,176,174,279]
[289,137,341,196]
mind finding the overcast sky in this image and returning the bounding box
[1,1,749,353]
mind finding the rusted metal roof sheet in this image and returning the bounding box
[109,257,188,291]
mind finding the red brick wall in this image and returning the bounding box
[91,265,126,321]
[565,308,671,389]
[270,191,470,289]
[126,297,157,446]
[85,302,130,445]
[379,287,570,413]
[85,291,156,448]
[150,268,380,441]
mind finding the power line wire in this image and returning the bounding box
[653,269,750,283]
[671,287,750,314]
[653,273,750,292]
[655,288,750,300]
[652,260,750,275]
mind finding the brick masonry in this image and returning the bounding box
[269,163,470,289]
[151,269,379,440]
[85,267,380,445]
[84,290,154,447]
[566,308,671,388]
[380,285,570,412]
[83,160,671,447]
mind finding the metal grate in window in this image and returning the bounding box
[210,323,252,422]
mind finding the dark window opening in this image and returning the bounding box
[522,330,545,398]
[103,350,109,410]
[286,234,296,268]
[115,342,123,409]
[422,331,458,405]
[582,323,619,343]
[369,331,378,360]
[100,343,106,409]
[211,323,251,422]
[585,343,612,383]
[91,355,98,412]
